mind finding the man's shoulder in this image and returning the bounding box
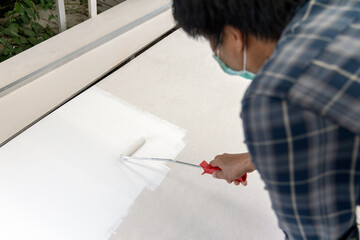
[243,0,360,133]
[245,0,360,99]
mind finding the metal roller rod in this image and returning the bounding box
[121,156,201,168]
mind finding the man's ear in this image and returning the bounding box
[223,25,245,54]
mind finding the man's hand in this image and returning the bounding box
[210,153,255,186]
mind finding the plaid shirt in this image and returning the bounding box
[241,0,360,239]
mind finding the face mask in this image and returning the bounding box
[213,36,256,80]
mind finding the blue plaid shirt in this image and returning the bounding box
[241,0,360,239]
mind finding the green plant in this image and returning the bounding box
[0,0,17,17]
[32,0,55,11]
[0,0,56,62]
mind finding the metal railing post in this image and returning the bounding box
[56,0,67,32]
[88,0,97,18]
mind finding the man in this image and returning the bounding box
[172,0,360,239]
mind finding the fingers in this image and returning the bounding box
[234,180,247,186]
[212,170,225,179]
[213,172,248,187]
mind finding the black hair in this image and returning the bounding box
[172,0,304,42]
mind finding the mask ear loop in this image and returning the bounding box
[216,32,223,58]
[243,35,247,71]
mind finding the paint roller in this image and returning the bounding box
[121,137,146,157]
[120,137,248,184]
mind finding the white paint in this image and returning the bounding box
[0,87,185,240]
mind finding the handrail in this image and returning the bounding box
[0,2,172,98]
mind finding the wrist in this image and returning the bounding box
[245,156,256,172]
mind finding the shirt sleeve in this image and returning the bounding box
[241,95,298,188]
[241,94,360,239]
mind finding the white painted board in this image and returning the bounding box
[0,87,185,240]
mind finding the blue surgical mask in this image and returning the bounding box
[213,36,256,80]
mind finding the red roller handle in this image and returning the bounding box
[200,161,247,182]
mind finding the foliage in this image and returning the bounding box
[0,1,16,17]
[0,0,56,62]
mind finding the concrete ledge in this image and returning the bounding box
[0,0,175,145]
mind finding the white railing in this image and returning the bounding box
[0,0,174,146]
[56,0,98,32]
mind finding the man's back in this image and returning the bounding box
[242,0,360,239]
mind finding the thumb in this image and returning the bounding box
[212,170,225,179]
[210,157,223,168]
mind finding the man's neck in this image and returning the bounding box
[247,35,278,73]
